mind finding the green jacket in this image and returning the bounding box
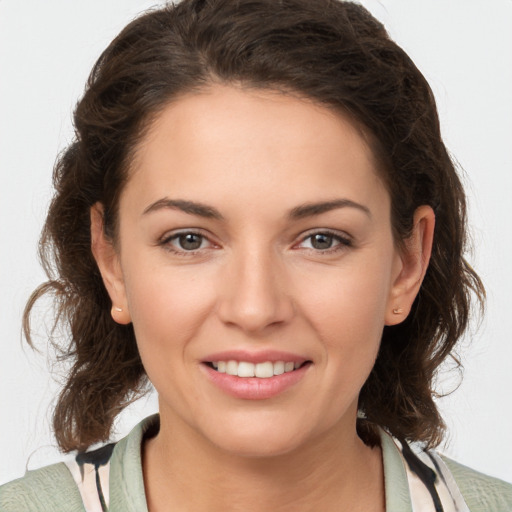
[1,416,511,511]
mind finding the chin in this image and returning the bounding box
[212,431,306,459]
[200,412,316,459]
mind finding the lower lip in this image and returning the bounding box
[202,363,311,400]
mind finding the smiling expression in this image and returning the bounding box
[95,84,414,456]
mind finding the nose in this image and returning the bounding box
[216,247,295,334]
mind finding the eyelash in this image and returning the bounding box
[158,229,353,256]
[295,230,353,254]
[159,230,213,256]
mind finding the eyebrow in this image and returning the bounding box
[142,198,224,219]
[288,199,372,219]
[142,197,371,220]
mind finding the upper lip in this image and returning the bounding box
[202,350,310,365]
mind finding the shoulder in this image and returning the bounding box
[0,415,157,512]
[0,462,85,512]
[441,455,512,512]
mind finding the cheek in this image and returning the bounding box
[122,258,217,354]
[297,260,392,335]
[293,251,395,377]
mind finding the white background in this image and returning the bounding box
[1,0,511,485]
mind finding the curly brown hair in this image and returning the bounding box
[24,0,484,452]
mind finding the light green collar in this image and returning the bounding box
[379,427,414,512]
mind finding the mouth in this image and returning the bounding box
[201,354,312,399]
[204,360,311,378]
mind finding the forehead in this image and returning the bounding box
[137,85,375,161]
[126,84,388,216]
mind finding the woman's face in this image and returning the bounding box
[100,85,415,456]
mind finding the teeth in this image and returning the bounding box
[226,360,238,375]
[273,361,284,375]
[237,361,255,377]
[255,361,273,378]
[213,360,303,378]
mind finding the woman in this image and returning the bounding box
[1,0,511,510]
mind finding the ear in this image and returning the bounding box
[90,203,132,325]
[385,205,435,326]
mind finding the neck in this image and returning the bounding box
[142,413,385,512]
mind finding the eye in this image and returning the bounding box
[174,233,206,251]
[307,233,336,250]
[160,230,213,253]
[297,230,352,252]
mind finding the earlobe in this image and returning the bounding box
[90,203,132,325]
[385,205,435,326]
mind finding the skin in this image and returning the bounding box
[92,84,434,511]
